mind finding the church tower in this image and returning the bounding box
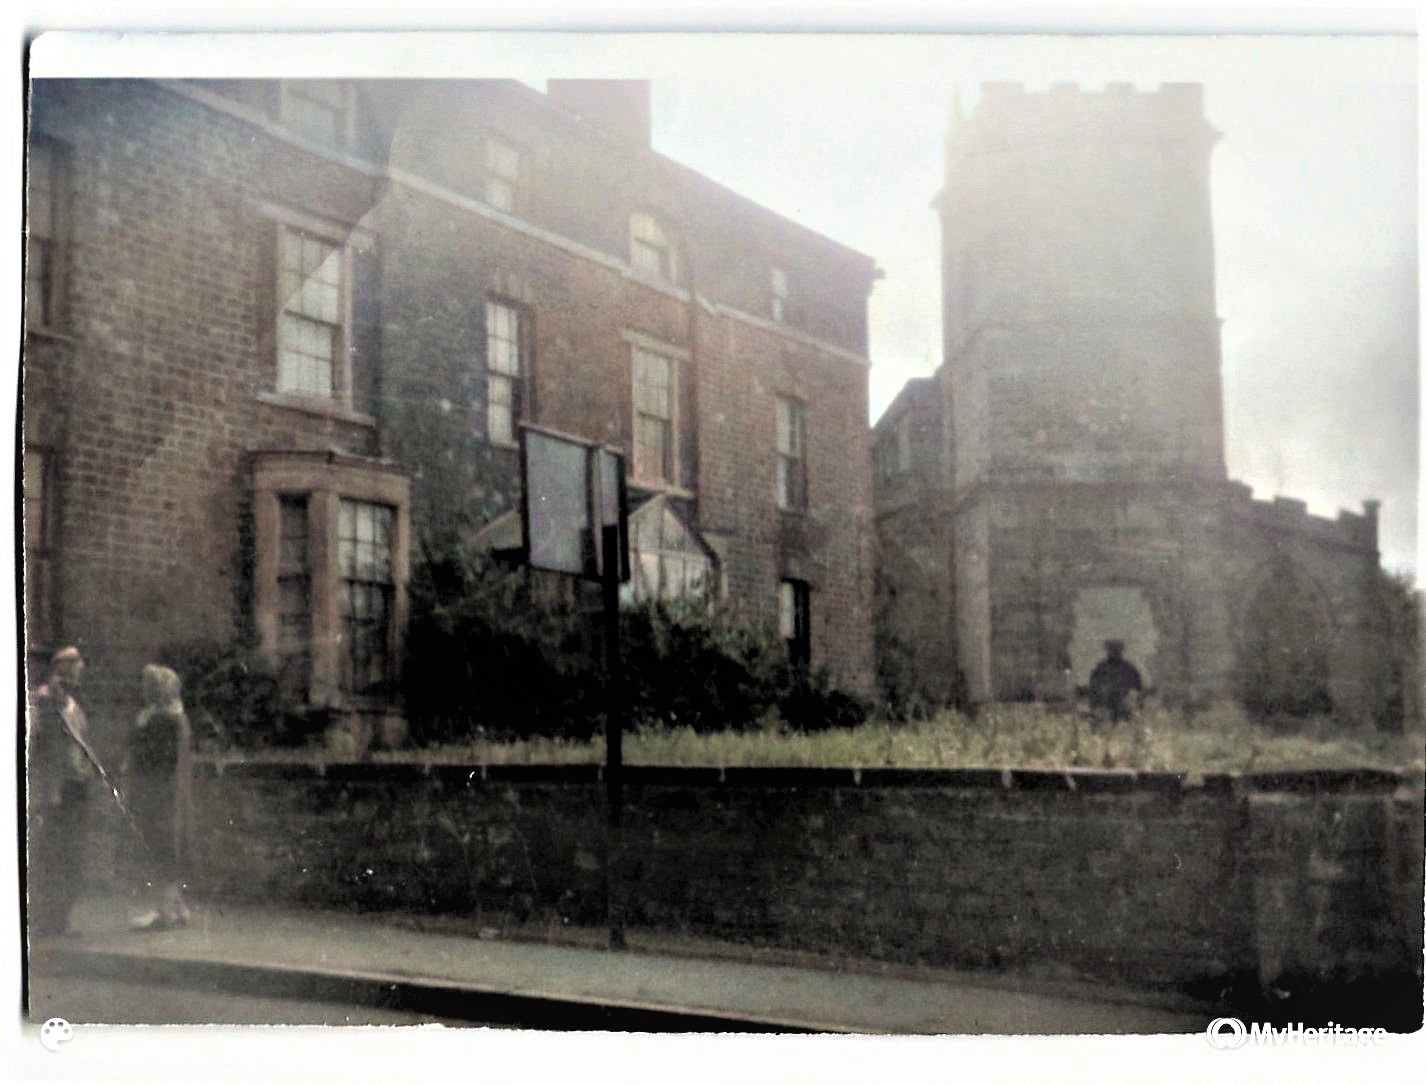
[935,83,1226,703]
[877,79,1399,724]
[939,82,1225,486]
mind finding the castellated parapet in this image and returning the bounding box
[1227,483,1381,555]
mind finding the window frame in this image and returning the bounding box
[775,395,808,512]
[253,452,410,712]
[877,413,913,481]
[484,135,526,215]
[23,446,56,655]
[630,344,679,488]
[876,432,895,482]
[25,136,68,333]
[771,267,789,325]
[337,498,398,696]
[484,297,532,448]
[279,80,357,149]
[629,211,682,285]
[267,211,361,409]
[274,494,314,702]
[622,497,718,606]
[779,579,812,667]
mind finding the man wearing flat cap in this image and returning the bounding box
[1088,639,1143,724]
[28,646,97,936]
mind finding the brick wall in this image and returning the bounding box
[696,319,874,685]
[24,75,878,743]
[26,81,385,757]
[370,129,875,688]
[79,762,1422,1024]
[383,81,872,357]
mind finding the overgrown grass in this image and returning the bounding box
[351,702,1424,773]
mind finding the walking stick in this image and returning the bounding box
[50,709,165,872]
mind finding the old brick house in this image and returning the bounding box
[874,83,1409,725]
[23,78,878,751]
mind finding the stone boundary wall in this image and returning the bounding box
[92,763,1423,1016]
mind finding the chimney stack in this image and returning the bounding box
[1363,499,1381,550]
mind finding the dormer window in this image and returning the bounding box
[281,81,355,148]
[485,137,523,214]
[630,212,681,284]
[771,267,789,324]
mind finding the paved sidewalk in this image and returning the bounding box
[28,896,1208,1034]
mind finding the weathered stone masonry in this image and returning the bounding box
[83,761,1425,1023]
[873,83,1409,724]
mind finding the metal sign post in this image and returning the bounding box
[600,516,627,949]
[519,424,629,950]
[591,445,628,949]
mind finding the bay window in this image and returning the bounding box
[253,452,410,709]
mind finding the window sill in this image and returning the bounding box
[256,391,377,428]
[623,267,691,301]
[484,199,528,222]
[631,478,697,501]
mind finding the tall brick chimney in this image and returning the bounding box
[546,79,652,146]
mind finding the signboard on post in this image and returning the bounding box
[518,422,631,948]
[519,424,629,584]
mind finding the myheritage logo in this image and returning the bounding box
[1205,1017,1248,1049]
[1206,1017,1388,1049]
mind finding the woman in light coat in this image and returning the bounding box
[125,664,195,929]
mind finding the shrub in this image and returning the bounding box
[154,638,306,749]
[402,538,871,742]
[778,666,871,733]
[402,545,600,745]
[620,597,786,733]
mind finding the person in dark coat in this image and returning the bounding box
[1088,640,1144,723]
[124,664,195,930]
[28,646,97,937]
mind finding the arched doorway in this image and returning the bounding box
[1068,585,1158,692]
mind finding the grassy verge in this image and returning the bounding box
[349,703,1424,773]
